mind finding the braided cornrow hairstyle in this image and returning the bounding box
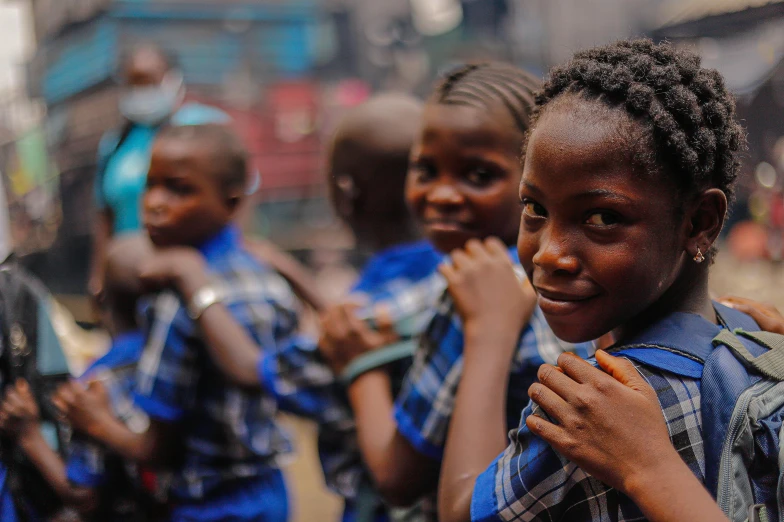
[432,62,541,135]
[532,38,745,203]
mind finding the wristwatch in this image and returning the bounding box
[187,285,224,320]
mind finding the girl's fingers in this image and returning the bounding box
[722,302,784,335]
[556,352,603,384]
[484,236,508,257]
[595,351,658,402]
[536,364,582,403]
[439,262,458,285]
[528,382,570,425]
[451,249,470,270]
[526,412,567,445]
[464,239,489,259]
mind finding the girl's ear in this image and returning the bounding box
[685,188,728,260]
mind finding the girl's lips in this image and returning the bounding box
[424,220,471,233]
[536,290,599,317]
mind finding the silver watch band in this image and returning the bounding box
[187,286,223,320]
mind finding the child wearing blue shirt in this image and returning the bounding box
[65,234,168,521]
[56,124,311,521]
[2,234,164,521]
[137,95,445,522]
[317,64,592,522]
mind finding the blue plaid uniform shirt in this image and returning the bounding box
[471,360,705,522]
[393,252,594,461]
[67,331,169,513]
[134,226,310,501]
[317,241,445,511]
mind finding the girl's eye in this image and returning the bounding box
[465,168,494,187]
[522,201,547,219]
[585,212,620,226]
[410,163,436,182]
[166,181,194,195]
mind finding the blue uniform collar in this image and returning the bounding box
[197,226,242,263]
[83,330,145,377]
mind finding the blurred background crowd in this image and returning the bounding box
[0,0,781,519]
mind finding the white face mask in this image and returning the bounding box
[119,73,184,126]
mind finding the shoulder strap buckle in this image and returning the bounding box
[712,328,784,381]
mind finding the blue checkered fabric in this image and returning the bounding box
[133,226,305,501]
[471,360,705,522]
[393,289,594,461]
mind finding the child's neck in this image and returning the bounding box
[612,267,715,344]
[355,218,421,256]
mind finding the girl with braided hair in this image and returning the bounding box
[439,39,748,522]
[318,62,592,520]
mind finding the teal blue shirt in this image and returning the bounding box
[95,103,230,235]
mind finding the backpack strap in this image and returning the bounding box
[340,340,416,387]
[712,329,784,381]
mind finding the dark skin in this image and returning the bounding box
[59,136,241,464]
[0,236,157,517]
[133,95,424,388]
[318,102,528,507]
[0,380,97,515]
[528,297,783,522]
[439,96,728,522]
[328,94,423,256]
[88,46,173,304]
[406,103,523,254]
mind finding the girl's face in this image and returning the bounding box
[518,104,689,344]
[406,103,523,254]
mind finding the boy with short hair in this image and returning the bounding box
[57,124,311,521]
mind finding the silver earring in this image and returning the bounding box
[693,247,705,264]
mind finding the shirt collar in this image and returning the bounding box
[197,225,242,263]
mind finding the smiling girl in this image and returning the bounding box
[318,63,593,520]
[438,39,746,522]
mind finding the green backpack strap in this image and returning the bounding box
[340,340,417,387]
[712,329,784,381]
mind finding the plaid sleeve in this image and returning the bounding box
[134,292,198,422]
[66,436,105,488]
[392,295,463,460]
[258,335,360,497]
[471,360,705,522]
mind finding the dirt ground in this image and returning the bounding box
[278,415,344,522]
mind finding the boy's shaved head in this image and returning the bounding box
[327,93,423,250]
[155,124,249,196]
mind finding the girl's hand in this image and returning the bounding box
[318,303,398,375]
[718,296,784,334]
[0,379,40,440]
[53,380,114,439]
[139,248,209,302]
[440,237,536,342]
[526,351,676,494]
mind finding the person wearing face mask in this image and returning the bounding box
[90,43,325,315]
[88,43,231,304]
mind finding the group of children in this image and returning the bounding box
[1,38,783,522]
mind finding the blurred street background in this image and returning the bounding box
[0,0,782,519]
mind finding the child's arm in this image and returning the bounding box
[437,238,537,522]
[0,380,97,513]
[140,248,263,388]
[244,237,327,312]
[318,304,441,507]
[54,380,171,465]
[527,351,729,522]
